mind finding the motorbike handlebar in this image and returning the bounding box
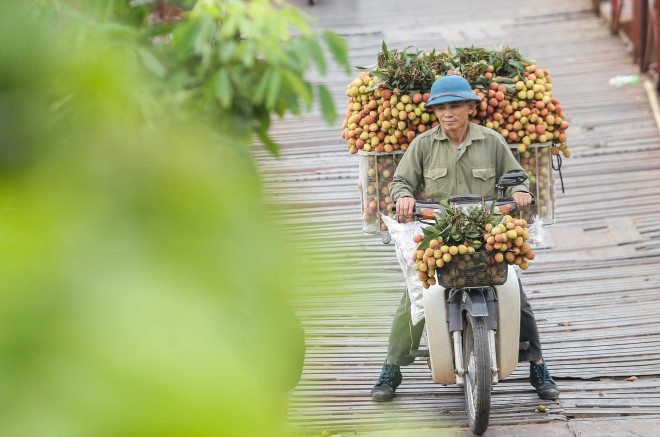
[392,196,535,219]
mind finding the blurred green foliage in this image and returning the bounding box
[0,0,345,435]
[36,0,350,156]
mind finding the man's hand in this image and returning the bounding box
[511,191,532,209]
[396,197,416,217]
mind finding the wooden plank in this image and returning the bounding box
[252,0,660,433]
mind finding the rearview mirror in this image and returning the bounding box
[496,172,528,189]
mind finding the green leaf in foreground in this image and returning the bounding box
[304,37,326,75]
[214,69,232,108]
[323,30,350,74]
[318,84,336,126]
[137,46,165,78]
[258,129,280,157]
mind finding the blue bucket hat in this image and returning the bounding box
[426,74,481,107]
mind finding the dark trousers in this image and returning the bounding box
[386,281,543,366]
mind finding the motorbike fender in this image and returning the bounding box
[493,265,521,379]
[461,289,488,317]
[423,283,455,384]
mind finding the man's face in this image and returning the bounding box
[432,100,476,135]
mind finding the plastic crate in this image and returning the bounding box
[510,141,556,225]
[436,252,508,288]
[358,151,403,234]
[357,151,429,234]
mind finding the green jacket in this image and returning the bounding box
[390,123,529,202]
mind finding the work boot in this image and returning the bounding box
[371,360,402,402]
[530,360,560,400]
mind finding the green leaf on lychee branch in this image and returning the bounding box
[501,84,517,94]
[469,240,483,249]
[417,233,438,251]
[474,78,490,89]
[422,226,440,236]
[370,70,390,81]
[495,76,516,84]
[505,58,525,74]
[436,223,451,236]
[364,82,386,93]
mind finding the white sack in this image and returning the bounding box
[381,215,428,325]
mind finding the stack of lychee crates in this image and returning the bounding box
[358,141,555,236]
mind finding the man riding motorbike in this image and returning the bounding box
[371,74,560,402]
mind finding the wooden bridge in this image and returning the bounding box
[256,0,660,434]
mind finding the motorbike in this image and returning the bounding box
[394,172,533,435]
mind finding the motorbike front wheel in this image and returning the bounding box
[463,314,492,435]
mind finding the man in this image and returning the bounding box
[371,75,560,402]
